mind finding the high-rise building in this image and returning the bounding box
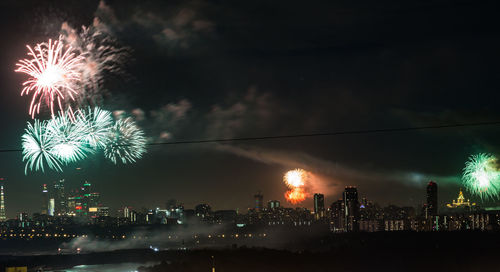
[254,191,264,211]
[343,186,360,232]
[0,178,6,222]
[41,184,49,215]
[268,200,280,210]
[48,198,55,216]
[313,193,325,220]
[426,181,438,217]
[53,179,66,216]
[330,199,344,231]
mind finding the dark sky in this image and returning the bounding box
[1,0,500,218]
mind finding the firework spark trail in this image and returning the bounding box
[76,107,113,149]
[284,169,308,204]
[21,120,63,174]
[15,38,84,119]
[61,23,130,101]
[462,153,500,200]
[105,117,147,164]
[46,112,94,163]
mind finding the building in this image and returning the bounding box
[214,210,237,224]
[446,189,475,210]
[48,198,55,216]
[254,191,264,211]
[0,178,6,222]
[426,181,438,218]
[268,200,280,210]
[53,179,67,216]
[330,199,345,232]
[195,204,211,219]
[343,186,360,232]
[41,184,49,215]
[313,193,325,220]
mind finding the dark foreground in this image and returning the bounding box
[1,231,499,271]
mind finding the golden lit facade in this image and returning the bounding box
[446,189,475,209]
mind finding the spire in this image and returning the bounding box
[458,188,465,202]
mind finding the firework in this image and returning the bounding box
[285,188,307,204]
[21,120,63,173]
[462,153,500,200]
[15,38,84,118]
[104,117,147,164]
[75,107,113,149]
[284,169,307,188]
[284,169,309,204]
[46,112,93,163]
[61,23,129,99]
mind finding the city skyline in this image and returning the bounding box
[0,0,499,220]
[0,175,485,219]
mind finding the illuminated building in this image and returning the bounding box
[53,179,67,216]
[268,200,280,210]
[41,184,49,215]
[254,191,264,211]
[48,198,55,216]
[343,186,360,232]
[313,193,325,220]
[0,178,6,221]
[446,189,475,210]
[195,204,211,218]
[330,199,344,232]
[426,181,438,218]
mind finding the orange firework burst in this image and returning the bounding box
[284,169,308,204]
[285,188,307,204]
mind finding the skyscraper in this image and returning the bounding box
[313,193,325,220]
[426,181,438,217]
[53,179,66,216]
[254,191,264,211]
[41,184,49,215]
[343,186,360,232]
[48,198,55,216]
[330,199,344,231]
[0,178,6,222]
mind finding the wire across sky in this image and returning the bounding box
[1,120,500,153]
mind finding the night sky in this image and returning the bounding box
[1,0,499,218]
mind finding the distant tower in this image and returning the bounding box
[53,179,66,216]
[330,199,345,231]
[426,181,438,217]
[41,184,49,215]
[267,200,280,210]
[313,193,325,220]
[0,178,6,221]
[343,186,359,232]
[254,191,264,211]
[48,198,55,216]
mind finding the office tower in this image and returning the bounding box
[330,199,344,231]
[41,184,49,215]
[53,179,66,216]
[254,191,264,211]
[313,193,325,219]
[343,186,360,232]
[0,178,6,221]
[426,181,438,217]
[48,198,55,216]
[268,200,280,210]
